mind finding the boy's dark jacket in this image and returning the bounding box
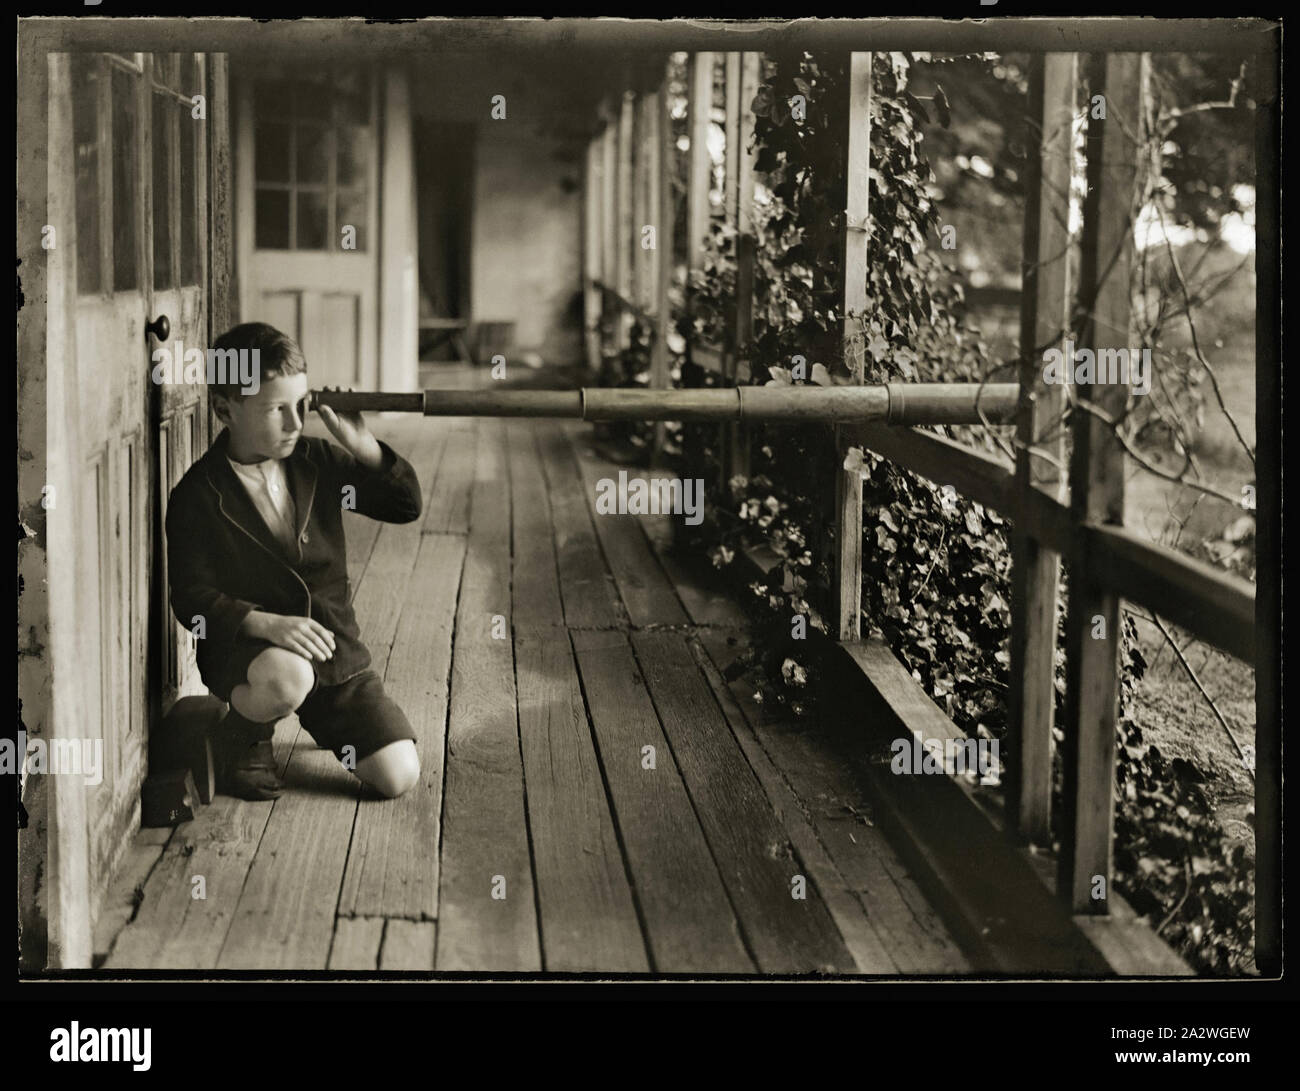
[166,427,421,693]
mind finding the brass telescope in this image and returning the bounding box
[309,383,1019,426]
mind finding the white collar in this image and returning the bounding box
[227,455,284,480]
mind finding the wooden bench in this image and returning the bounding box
[418,317,473,364]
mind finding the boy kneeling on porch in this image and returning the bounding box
[166,322,422,801]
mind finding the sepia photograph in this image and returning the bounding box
[14,12,1280,1026]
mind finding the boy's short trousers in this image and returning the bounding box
[215,639,416,762]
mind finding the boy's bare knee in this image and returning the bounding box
[355,740,420,799]
[247,648,315,715]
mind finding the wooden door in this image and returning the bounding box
[58,48,214,917]
[234,63,380,389]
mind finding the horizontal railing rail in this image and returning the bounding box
[844,422,1256,665]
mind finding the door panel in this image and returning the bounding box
[261,290,300,341]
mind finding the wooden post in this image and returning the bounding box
[1252,33,1280,977]
[723,53,741,235]
[639,76,657,319]
[650,60,673,463]
[631,81,647,317]
[583,132,603,376]
[731,53,761,481]
[722,54,759,486]
[736,54,759,239]
[1059,52,1144,914]
[616,90,635,350]
[718,52,742,493]
[682,52,715,491]
[686,53,714,274]
[1006,54,1076,847]
[599,99,617,368]
[833,52,872,641]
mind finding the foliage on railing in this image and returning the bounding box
[1113,616,1256,972]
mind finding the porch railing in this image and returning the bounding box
[580,27,1275,970]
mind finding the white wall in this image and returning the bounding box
[412,55,590,367]
[471,126,583,364]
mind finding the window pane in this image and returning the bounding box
[337,189,367,252]
[111,66,138,290]
[152,91,173,289]
[255,121,291,183]
[296,190,328,250]
[250,67,372,254]
[336,71,369,125]
[255,188,290,249]
[72,55,103,294]
[337,125,368,186]
[255,79,293,120]
[295,123,330,185]
[293,79,331,123]
[179,106,199,284]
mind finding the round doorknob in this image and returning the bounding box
[146,314,171,342]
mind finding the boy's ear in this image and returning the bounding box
[211,392,234,425]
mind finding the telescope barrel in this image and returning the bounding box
[309,383,1019,426]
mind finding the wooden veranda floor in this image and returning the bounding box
[98,409,968,974]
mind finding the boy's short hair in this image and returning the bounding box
[208,322,306,399]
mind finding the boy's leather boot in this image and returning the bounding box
[216,710,285,801]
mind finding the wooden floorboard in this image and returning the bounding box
[104,796,278,969]
[535,421,624,630]
[344,513,382,591]
[328,915,384,971]
[337,533,464,919]
[423,421,476,535]
[93,828,170,964]
[515,626,649,971]
[696,632,970,973]
[214,457,436,969]
[638,511,748,629]
[103,416,974,975]
[507,421,565,629]
[570,628,754,972]
[215,750,361,970]
[349,517,427,678]
[566,427,690,628]
[380,920,437,970]
[436,420,541,971]
[689,634,898,973]
[631,630,858,973]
